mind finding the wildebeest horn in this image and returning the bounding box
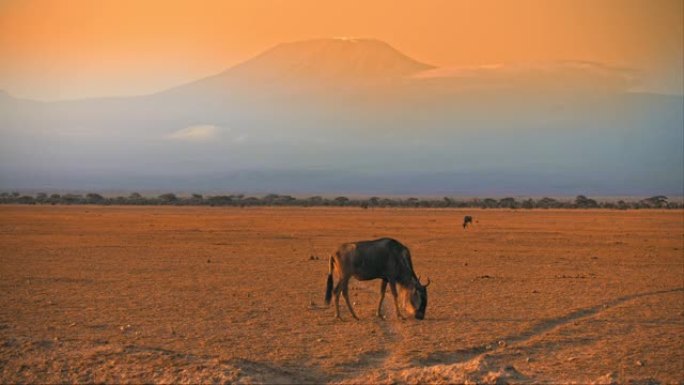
[424,277,431,287]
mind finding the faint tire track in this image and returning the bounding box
[421,287,684,366]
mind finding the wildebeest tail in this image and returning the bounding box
[324,255,334,305]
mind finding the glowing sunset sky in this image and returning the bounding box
[0,0,682,100]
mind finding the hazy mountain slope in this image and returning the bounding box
[177,38,434,92]
[0,38,682,195]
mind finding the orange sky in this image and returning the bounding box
[0,0,681,100]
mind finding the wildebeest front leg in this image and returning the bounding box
[342,283,360,320]
[377,280,388,319]
[389,282,405,320]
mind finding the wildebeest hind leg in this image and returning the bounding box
[342,282,359,320]
[333,280,344,320]
[377,280,388,319]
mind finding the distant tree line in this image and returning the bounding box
[0,192,680,209]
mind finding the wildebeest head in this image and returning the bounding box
[405,277,430,320]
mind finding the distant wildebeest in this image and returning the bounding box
[463,216,473,229]
[324,238,430,320]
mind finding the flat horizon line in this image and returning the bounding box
[2,189,682,202]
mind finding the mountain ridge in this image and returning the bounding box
[0,38,682,195]
[2,38,682,102]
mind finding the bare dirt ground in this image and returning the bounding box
[0,205,682,384]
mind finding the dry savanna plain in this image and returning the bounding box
[0,205,682,384]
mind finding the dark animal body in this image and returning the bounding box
[463,216,473,229]
[324,238,429,320]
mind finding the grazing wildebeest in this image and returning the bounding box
[463,215,473,229]
[324,238,430,320]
